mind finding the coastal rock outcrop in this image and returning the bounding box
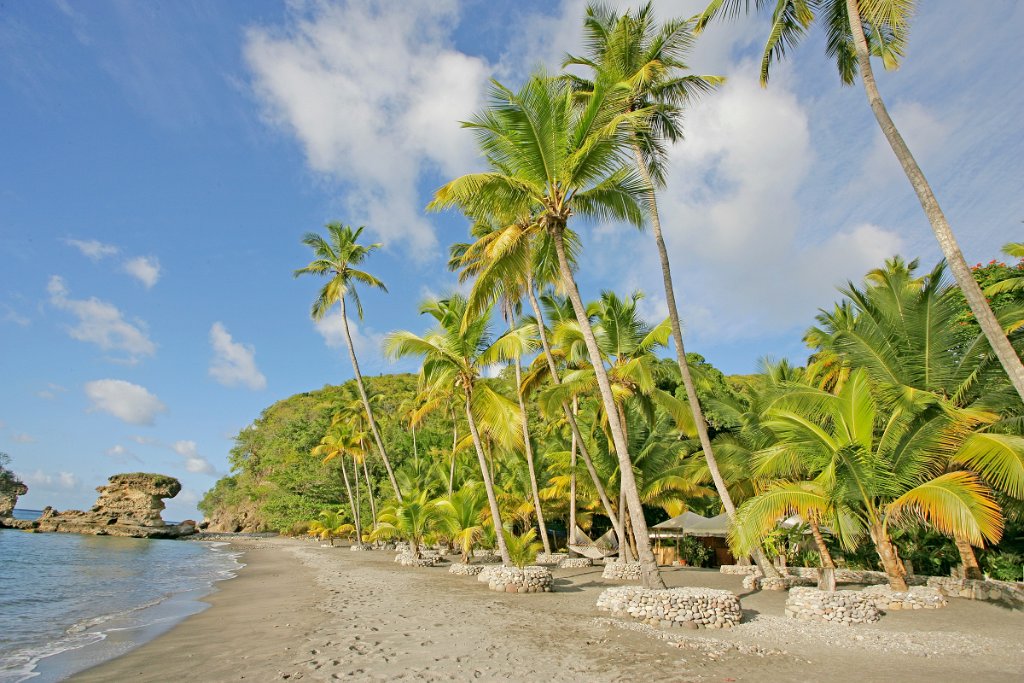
[0,477,28,518]
[3,473,196,539]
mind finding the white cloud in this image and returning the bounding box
[244,1,490,256]
[208,322,267,390]
[25,469,79,490]
[84,379,167,425]
[1,304,30,327]
[105,444,142,463]
[47,276,157,362]
[65,238,119,261]
[36,383,68,400]
[122,256,161,288]
[314,315,386,364]
[588,63,904,344]
[172,440,216,475]
[128,434,159,446]
[11,433,36,444]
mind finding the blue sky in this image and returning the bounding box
[2,0,1021,520]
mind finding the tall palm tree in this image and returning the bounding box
[451,223,627,551]
[295,222,403,502]
[562,2,786,579]
[429,72,668,588]
[449,236,554,553]
[695,0,1024,402]
[312,425,365,544]
[384,295,522,565]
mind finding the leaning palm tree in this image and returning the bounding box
[312,425,365,544]
[563,2,783,579]
[695,0,1024,402]
[429,72,667,588]
[295,222,402,502]
[451,222,627,552]
[384,295,522,565]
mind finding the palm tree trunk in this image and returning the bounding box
[352,457,362,544]
[512,358,552,553]
[569,396,578,553]
[809,519,835,569]
[339,296,404,501]
[465,392,512,565]
[448,405,458,497]
[551,226,665,589]
[525,274,627,550]
[339,458,361,545]
[869,521,908,591]
[361,456,377,529]
[846,0,1024,401]
[954,536,984,580]
[632,144,779,580]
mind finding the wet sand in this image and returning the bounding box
[71,537,1024,682]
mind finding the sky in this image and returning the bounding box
[2,0,1021,520]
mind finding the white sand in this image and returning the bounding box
[71,537,1024,682]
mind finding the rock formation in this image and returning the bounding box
[0,473,196,539]
[0,477,27,518]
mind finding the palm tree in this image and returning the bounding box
[562,2,785,579]
[295,222,403,501]
[312,425,365,544]
[804,258,1024,577]
[695,0,1024,403]
[384,295,522,565]
[308,508,354,546]
[437,484,489,564]
[733,369,1004,591]
[370,490,445,560]
[452,223,627,552]
[430,72,667,588]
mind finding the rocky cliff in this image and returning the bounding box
[0,473,196,539]
[0,477,28,518]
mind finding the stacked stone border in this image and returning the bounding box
[534,553,568,566]
[449,562,485,576]
[597,586,742,629]
[926,577,1024,608]
[487,566,553,593]
[785,587,881,625]
[558,557,593,569]
[861,585,947,610]
[602,561,643,581]
[394,552,444,567]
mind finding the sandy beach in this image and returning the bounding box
[70,538,1024,682]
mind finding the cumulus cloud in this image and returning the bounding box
[65,238,119,261]
[11,432,36,444]
[1,304,30,327]
[588,64,904,344]
[122,256,162,288]
[47,276,157,362]
[208,322,267,390]
[172,440,216,475]
[84,379,166,425]
[244,0,490,256]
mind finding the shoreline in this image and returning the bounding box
[71,538,1024,682]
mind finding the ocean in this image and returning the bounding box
[0,510,242,682]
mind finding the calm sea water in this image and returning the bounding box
[0,510,242,682]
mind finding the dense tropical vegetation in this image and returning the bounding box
[202,2,1024,587]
